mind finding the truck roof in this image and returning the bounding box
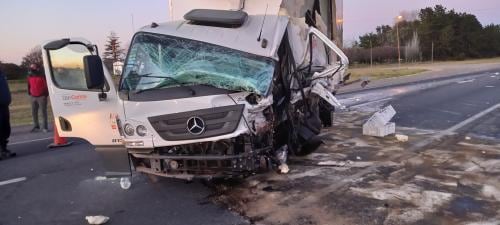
[138,14,289,59]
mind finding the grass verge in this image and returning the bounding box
[349,67,428,81]
[8,80,53,126]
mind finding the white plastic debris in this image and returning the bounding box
[465,136,472,140]
[356,156,362,160]
[120,177,131,190]
[395,134,409,142]
[278,164,290,174]
[363,105,396,137]
[94,176,107,181]
[85,215,109,225]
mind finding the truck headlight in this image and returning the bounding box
[124,123,135,136]
[136,125,148,137]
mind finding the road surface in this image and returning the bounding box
[0,69,499,225]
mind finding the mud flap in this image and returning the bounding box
[95,146,131,178]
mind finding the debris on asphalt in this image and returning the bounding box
[85,215,109,225]
[120,177,132,190]
[395,134,409,142]
[210,111,500,225]
[465,136,472,140]
[363,105,396,137]
[94,176,107,181]
[278,164,290,174]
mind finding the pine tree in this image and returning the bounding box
[103,32,125,64]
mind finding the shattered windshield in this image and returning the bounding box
[121,32,276,95]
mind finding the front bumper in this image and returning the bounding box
[129,135,273,179]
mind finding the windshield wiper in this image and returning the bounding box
[130,74,197,95]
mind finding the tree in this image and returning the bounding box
[21,46,43,70]
[352,4,500,63]
[0,62,25,80]
[103,32,125,64]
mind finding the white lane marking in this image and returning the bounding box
[445,103,500,133]
[348,97,393,108]
[9,137,52,146]
[406,103,500,152]
[432,109,462,116]
[0,177,27,186]
[456,79,475,84]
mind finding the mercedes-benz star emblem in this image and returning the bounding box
[187,116,205,135]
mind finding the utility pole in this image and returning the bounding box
[131,14,136,33]
[370,39,373,68]
[431,41,434,64]
[396,15,403,69]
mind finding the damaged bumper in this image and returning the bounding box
[130,135,273,179]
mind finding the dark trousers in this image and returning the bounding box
[31,96,48,129]
[0,105,10,150]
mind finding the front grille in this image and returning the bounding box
[148,105,244,141]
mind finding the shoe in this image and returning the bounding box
[31,127,40,133]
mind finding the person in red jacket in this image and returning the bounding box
[27,64,49,133]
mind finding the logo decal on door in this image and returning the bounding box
[61,94,88,106]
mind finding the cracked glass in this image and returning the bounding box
[121,32,276,95]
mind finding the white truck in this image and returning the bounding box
[42,0,349,180]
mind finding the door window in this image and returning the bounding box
[48,44,105,91]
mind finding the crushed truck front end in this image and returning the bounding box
[116,10,349,179]
[41,4,349,180]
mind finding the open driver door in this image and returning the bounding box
[42,38,131,177]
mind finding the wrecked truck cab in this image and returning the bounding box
[42,7,349,180]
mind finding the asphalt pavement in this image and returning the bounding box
[0,138,248,225]
[1,69,499,225]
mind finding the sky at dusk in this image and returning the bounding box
[0,0,499,64]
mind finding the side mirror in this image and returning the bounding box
[83,55,105,89]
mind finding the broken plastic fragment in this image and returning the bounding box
[94,176,107,181]
[279,164,290,174]
[85,216,109,225]
[363,105,396,137]
[120,177,131,190]
[395,134,409,142]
